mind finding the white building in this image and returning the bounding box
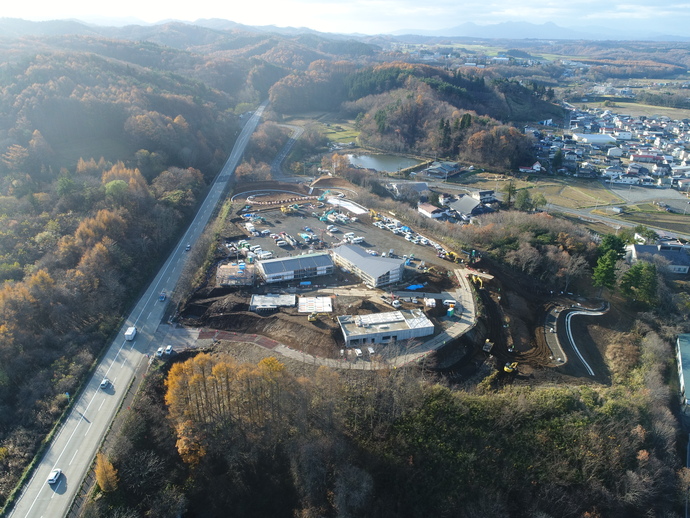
[337,310,434,347]
[332,245,404,288]
[249,294,296,312]
[417,202,446,219]
[676,334,690,407]
[257,253,334,284]
[572,133,617,146]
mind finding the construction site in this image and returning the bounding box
[177,177,602,383]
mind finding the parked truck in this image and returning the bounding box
[125,326,137,341]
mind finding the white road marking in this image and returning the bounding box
[564,310,604,376]
[98,399,105,411]
[69,450,79,466]
[84,422,93,437]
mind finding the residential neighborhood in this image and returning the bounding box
[527,107,690,194]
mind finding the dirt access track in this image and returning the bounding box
[232,177,359,209]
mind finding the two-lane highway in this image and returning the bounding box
[8,100,267,518]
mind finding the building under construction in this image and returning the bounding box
[337,309,434,347]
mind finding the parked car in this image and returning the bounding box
[165,345,173,355]
[47,468,62,485]
[156,347,164,357]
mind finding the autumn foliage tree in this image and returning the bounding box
[95,453,119,493]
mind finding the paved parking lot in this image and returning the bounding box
[228,203,456,269]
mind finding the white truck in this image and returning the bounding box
[125,326,137,341]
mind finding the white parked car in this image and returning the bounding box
[156,347,164,357]
[165,345,173,355]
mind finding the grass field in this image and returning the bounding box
[457,173,623,209]
[284,112,360,144]
[618,211,690,234]
[575,101,690,121]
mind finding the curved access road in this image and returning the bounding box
[559,303,609,379]
[6,100,268,518]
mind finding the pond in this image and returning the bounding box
[347,154,424,173]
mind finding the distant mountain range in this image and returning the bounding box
[394,21,689,42]
[0,17,687,43]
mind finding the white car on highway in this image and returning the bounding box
[47,468,62,485]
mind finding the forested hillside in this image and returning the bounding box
[84,334,682,518]
[269,61,564,165]
[0,35,235,505]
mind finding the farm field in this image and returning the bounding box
[458,173,623,209]
[618,209,690,235]
[575,100,690,121]
[285,112,360,144]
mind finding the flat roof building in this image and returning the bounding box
[677,334,690,406]
[256,253,334,284]
[332,244,404,288]
[249,294,296,312]
[337,309,434,347]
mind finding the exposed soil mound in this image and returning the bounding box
[309,176,359,191]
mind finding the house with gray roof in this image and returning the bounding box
[446,195,493,219]
[331,245,404,288]
[257,253,334,284]
[627,244,690,274]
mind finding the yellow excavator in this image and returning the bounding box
[369,209,381,221]
[307,312,330,322]
[504,361,518,373]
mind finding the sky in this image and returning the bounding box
[2,0,689,36]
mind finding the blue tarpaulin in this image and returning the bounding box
[300,281,312,286]
[406,284,424,290]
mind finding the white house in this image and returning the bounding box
[417,203,446,219]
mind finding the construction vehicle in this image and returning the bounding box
[317,190,331,201]
[307,312,330,322]
[369,209,382,221]
[504,361,518,373]
[281,205,296,214]
[461,249,481,265]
